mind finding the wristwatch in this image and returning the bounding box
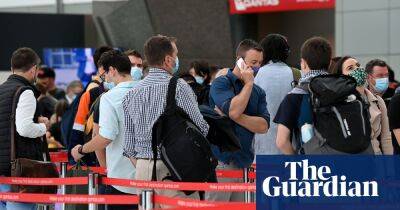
[78,145,86,156]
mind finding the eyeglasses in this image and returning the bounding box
[99,72,106,81]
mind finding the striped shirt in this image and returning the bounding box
[122,68,209,159]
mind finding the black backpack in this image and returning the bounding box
[151,77,217,184]
[61,80,102,146]
[299,74,372,154]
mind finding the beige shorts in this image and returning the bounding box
[135,159,199,208]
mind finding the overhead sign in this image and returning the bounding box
[229,0,335,14]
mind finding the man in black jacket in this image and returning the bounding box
[0,47,49,210]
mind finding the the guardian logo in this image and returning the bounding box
[263,160,379,197]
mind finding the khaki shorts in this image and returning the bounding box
[135,159,199,208]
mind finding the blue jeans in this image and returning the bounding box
[0,184,37,210]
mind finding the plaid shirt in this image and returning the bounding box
[122,68,209,159]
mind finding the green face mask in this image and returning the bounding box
[349,67,367,87]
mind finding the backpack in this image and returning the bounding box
[83,91,104,143]
[60,93,83,147]
[60,81,102,148]
[151,77,217,187]
[296,74,373,154]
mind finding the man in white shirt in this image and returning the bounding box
[71,50,137,210]
[0,47,49,210]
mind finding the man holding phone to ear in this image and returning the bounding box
[207,39,270,202]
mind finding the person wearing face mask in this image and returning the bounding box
[71,50,137,210]
[332,56,393,155]
[124,49,144,81]
[188,60,212,105]
[189,60,210,85]
[65,80,83,105]
[122,35,208,208]
[68,46,113,167]
[217,39,264,79]
[253,34,300,156]
[0,48,50,210]
[207,39,269,202]
[365,59,390,98]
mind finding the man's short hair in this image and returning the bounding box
[37,66,56,79]
[67,80,83,90]
[93,46,114,69]
[144,35,177,66]
[236,39,262,59]
[11,47,41,72]
[301,37,332,70]
[260,34,290,65]
[124,49,142,59]
[97,50,131,75]
[365,59,388,74]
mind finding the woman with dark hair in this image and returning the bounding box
[260,34,290,66]
[188,60,213,105]
[47,100,68,148]
[332,56,393,155]
[253,34,300,155]
[189,60,211,85]
[328,56,343,73]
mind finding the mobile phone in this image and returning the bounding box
[236,58,245,71]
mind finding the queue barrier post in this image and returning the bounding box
[249,167,255,202]
[40,204,50,210]
[140,189,154,210]
[88,173,99,210]
[244,168,251,203]
[60,162,67,210]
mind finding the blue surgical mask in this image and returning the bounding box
[103,81,115,90]
[172,57,179,74]
[130,66,143,81]
[252,66,260,74]
[195,76,204,85]
[375,77,389,94]
[71,94,77,101]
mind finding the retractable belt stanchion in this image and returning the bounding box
[60,162,67,210]
[88,173,99,210]
[140,190,154,210]
[41,204,50,210]
[244,168,251,203]
[249,167,255,202]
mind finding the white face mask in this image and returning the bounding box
[130,66,143,81]
[69,94,77,101]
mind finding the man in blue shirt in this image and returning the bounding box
[71,50,137,210]
[207,40,270,201]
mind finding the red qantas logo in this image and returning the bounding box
[230,0,335,14]
[233,0,280,11]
